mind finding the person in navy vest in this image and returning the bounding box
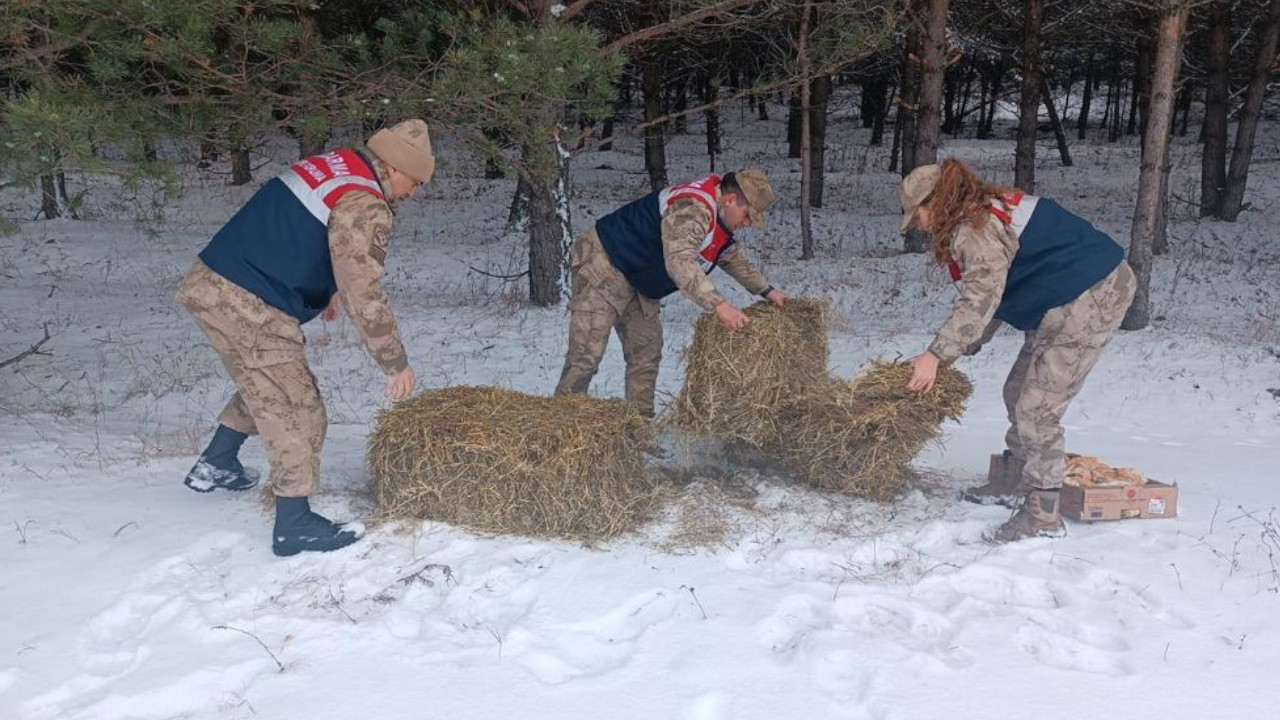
[897,159,1136,542]
[176,119,435,556]
[554,170,787,418]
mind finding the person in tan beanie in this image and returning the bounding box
[555,169,786,418]
[176,118,435,556]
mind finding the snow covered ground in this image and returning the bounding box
[2,96,1278,719]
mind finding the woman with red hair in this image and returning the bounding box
[898,159,1135,542]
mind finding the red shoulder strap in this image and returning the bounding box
[987,192,1023,225]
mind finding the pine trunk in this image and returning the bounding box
[1126,68,1140,136]
[861,78,887,129]
[942,62,959,134]
[1043,77,1073,167]
[642,58,667,192]
[889,101,904,172]
[298,125,327,160]
[601,80,626,152]
[525,138,573,307]
[898,1,923,176]
[903,0,947,253]
[1135,35,1153,144]
[231,147,251,186]
[706,76,721,172]
[800,2,815,261]
[1220,0,1280,221]
[1154,153,1173,256]
[788,90,803,159]
[912,0,948,169]
[507,175,531,231]
[1124,5,1188,331]
[673,80,689,134]
[809,74,831,208]
[39,173,61,220]
[1100,62,1114,134]
[1014,0,1043,193]
[1077,52,1094,140]
[1175,84,1192,137]
[954,62,976,134]
[482,128,505,179]
[1108,64,1124,143]
[1201,0,1230,218]
[198,140,218,170]
[978,58,1004,140]
[871,79,892,146]
[599,117,615,152]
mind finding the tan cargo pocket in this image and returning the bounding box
[245,323,306,369]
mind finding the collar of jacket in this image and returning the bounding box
[357,148,399,213]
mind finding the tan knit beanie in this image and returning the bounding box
[366,119,435,183]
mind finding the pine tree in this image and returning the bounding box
[430,11,625,306]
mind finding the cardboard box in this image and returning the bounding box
[982,454,1178,522]
[1060,480,1179,522]
[987,452,1015,485]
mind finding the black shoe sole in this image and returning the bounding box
[184,478,259,493]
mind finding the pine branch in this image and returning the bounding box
[576,50,879,155]
[601,0,765,55]
[505,0,532,17]
[557,0,606,23]
[0,324,52,371]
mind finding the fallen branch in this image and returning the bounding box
[212,625,285,672]
[469,264,529,281]
[0,323,52,370]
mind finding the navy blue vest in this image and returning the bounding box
[595,191,735,300]
[200,150,384,324]
[994,198,1124,331]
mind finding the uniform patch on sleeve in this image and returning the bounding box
[370,226,389,266]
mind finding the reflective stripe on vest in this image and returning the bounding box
[278,149,384,225]
[658,174,733,274]
[949,192,1038,281]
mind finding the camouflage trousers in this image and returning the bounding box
[554,229,663,417]
[1003,261,1137,490]
[176,261,325,497]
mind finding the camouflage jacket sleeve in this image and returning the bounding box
[717,243,771,296]
[661,199,727,312]
[927,217,1016,364]
[328,192,409,375]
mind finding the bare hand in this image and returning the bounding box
[321,295,341,322]
[765,289,787,307]
[386,366,416,402]
[714,301,749,330]
[907,351,939,393]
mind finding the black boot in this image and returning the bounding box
[184,425,260,493]
[961,450,1028,507]
[272,496,364,557]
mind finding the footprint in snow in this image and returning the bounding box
[516,588,677,685]
[756,594,830,659]
[1014,620,1134,675]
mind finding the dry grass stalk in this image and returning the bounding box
[672,297,972,500]
[672,299,829,449]
[784,362,972,500]
[367,386,665,544]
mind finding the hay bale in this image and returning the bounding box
[672,299,829,449]
[784,361,973,499]
[367,386,664,543]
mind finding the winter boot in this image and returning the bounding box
[961,450,1028,507]
[184,425,260,493]
[272,496,364,557]
[985,489,1067,543]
